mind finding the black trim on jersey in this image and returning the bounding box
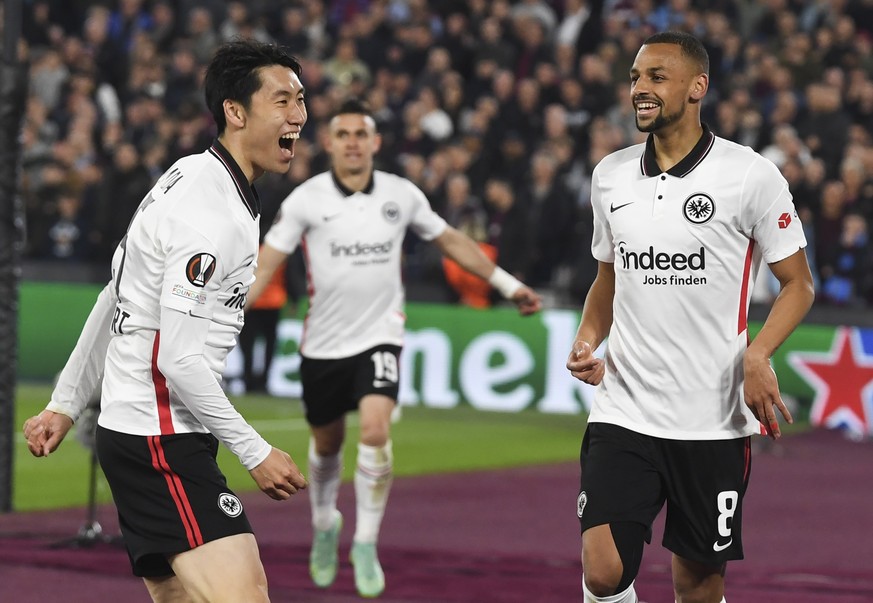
[640,123,715,178]
[208,139,261,220]
[330,169,374,196]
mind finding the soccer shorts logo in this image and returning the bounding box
[218,493,243,517]
[576,491,588,518]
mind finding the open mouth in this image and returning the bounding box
[279,132,299,155]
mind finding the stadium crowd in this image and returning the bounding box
[16,0,873,308]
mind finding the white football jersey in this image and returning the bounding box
[99,142,261,442]
[589,126,807,439]
[265,170,447,358]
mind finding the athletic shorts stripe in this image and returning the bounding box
[98,427,253,577]
[150,332,174,434]
[147,435,203,548]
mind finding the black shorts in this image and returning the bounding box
[96,426,253,578]
[300,344,401,427]
[577,422,751,565]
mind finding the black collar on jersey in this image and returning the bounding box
[640,123,715,178]
[330,169,375,196]
[208,139,261,220]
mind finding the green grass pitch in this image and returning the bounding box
[12,383,587,512]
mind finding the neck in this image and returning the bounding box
[336,168,372,193]
[218,133,260,183]
[653,120,703,173]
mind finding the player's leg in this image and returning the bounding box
[661,436,750,603]
[142,575,194,602]
[349,344,400,597]
[578,424,663,602]
[351,392,394,598]
[671,555,726,603]
[300,354,355,588]
[167,533,269,603]
[307,418,346,587]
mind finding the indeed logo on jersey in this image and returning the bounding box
[330,240,393,257]
[617,241,708,286]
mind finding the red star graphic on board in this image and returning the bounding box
[789,328,873,433]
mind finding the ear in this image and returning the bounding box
[689,73,708,104]
[372,132,383,154]
[223,99,246,128]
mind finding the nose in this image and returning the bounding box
[290,102,307,126]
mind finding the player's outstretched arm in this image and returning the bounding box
[744,249,814,439]
[433,226,542,315]
[246,243,290,311]
[248,447,308,500]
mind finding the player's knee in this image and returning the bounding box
[583,565,624,598]
[358,418,390,446]
[583,522,646,596]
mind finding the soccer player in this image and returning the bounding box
[247,98,542,598]
[23,39,309,603]
[566,32,814,603]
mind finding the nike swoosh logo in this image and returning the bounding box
[610,202,634,213]
[712,539,732,552]
[373,380,395,388]
[322,214,341,222]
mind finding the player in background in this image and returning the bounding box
[566,32,814,603]
[247,98,542,598]
[23,39,309,603]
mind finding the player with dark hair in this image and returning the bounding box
[567,31,814,603]
[248,97,542,597]
[23,39,309,602]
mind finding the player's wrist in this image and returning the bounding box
[488,266,523,298]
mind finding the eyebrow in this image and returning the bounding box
[630,66,667,76]
[271,86,306,99]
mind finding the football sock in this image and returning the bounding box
[308,437,343,531]
[353,440,394,544]
[583,579,638,603]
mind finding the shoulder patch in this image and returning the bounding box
[186,253,217,287]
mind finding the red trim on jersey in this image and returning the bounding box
[737,240,756,335]
[300,237,314,350]
[743,437,752,482]
[147,436,204,548]
[151,332,175,434]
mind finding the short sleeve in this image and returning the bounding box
[590,164,615,263]
[746,157,807,264]
[264,189,307,254]
[406,181,447,241]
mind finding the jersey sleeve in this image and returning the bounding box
[159,218,228,320]
[590,163,615,263]
[158,307,271,469]
[746,156,807,264]
[264,189,307,254]
[46,282,117,421]
[406,180,448,241]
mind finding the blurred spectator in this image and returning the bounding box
[441,173,495,308]
[483,177,533,285]
[93,142,152,262]
[14,0,873,311]
[819,213,873,306]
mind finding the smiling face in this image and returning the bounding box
[630,43,707,134]
[326,112,381,178]
[235,64,307,179]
